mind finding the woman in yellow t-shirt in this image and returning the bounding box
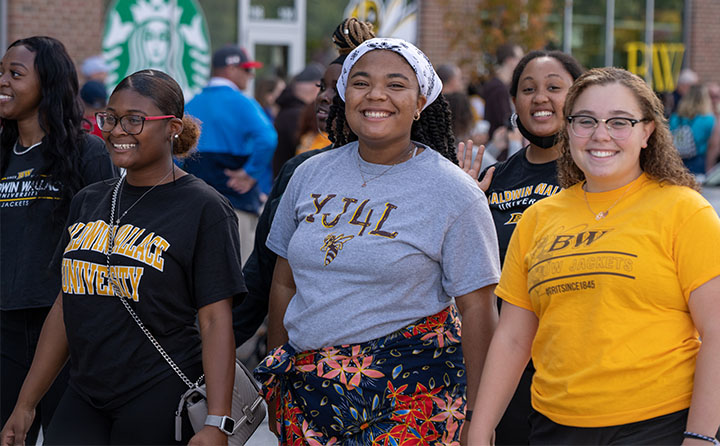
[470,67,720,445]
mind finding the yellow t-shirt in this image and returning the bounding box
[496,173,720,427]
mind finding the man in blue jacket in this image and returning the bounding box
[185,45,278,264]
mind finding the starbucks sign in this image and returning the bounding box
[102,0,211,100]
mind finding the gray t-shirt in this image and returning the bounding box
[267,141,500,351]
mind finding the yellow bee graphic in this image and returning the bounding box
[321,233,354,266]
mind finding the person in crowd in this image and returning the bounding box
[271,63,324,176]
[81,55,110,83]
[0,36,117,444]
[233,17,375,348]
[437,63,465,94]
[669,84,716,175]
[80,80,108,137]
[0,69,245,445]
[483,43,524,140]
[294,100,331,155]
[470,67,720,445]
[184,45,277,264]
[668,68,699,115]
[254,75,286,122]
[460,49,584,445]
[254,37,500,445]
[446,91,474,142]
[707,82,720,172]
[253,75,286,195]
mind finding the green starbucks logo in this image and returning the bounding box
[102,0,211,100]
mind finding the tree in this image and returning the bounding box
[442,0,554,72]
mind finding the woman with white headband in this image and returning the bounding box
[255,38,500,444]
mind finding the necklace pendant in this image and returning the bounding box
[595,211,608,220]
[361,182,367,187]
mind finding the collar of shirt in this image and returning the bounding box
[208,77,240,91]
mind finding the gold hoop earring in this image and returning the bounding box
[413,111,421,121]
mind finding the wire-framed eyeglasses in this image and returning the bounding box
[567,115,650,140]
[95,112,175,135]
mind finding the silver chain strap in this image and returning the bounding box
[106,176,203,390]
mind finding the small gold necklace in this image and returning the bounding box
[582,181,634,220]
[357,143,417,187]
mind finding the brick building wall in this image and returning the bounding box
[418,0,476,74]
[690,0,720,84]
[6,0,105,77]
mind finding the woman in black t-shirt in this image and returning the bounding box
[460,51,584,445]
[0,36,117,443]
[1,70,245,446]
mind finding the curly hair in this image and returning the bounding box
[556,67,699,191]
[0,36,86,220]
[326,92,457,163]
[112,69,199,158]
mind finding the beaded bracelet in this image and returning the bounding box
[683,431,720,445]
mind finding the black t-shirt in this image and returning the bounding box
[482,146,560,264]
[52,174,246,409]
[0,134,118,310]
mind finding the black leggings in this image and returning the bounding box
[0,308,69,444]
[45,365,200,445]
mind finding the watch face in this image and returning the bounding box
[221,417,235,434]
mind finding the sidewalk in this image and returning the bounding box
[246,417,277,446]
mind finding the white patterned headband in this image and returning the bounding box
[336,37,443,111]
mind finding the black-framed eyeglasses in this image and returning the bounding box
[95,112,175,135]
[567,115,650,140]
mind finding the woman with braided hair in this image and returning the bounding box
[255,38,500,444]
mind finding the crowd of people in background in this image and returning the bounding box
[1,12,719,446]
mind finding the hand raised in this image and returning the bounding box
[457,139,494,192]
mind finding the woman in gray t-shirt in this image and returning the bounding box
[255,38,500,445]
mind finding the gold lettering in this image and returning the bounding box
[90,223,111,253]
[79,221,103,250]
[305,194,336,223]
[72,260,86,294]
[127,267,144,301]
[348,199,373,236]
[322,197,357,228]
[61,258,71,292]
[369,203,398,238]
[133,233,154,262]
[150,237,169,271]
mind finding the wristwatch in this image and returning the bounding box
[204,414,236,435]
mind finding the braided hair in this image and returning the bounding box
[332,18,375,59]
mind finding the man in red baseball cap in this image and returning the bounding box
[211,45,263,90]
